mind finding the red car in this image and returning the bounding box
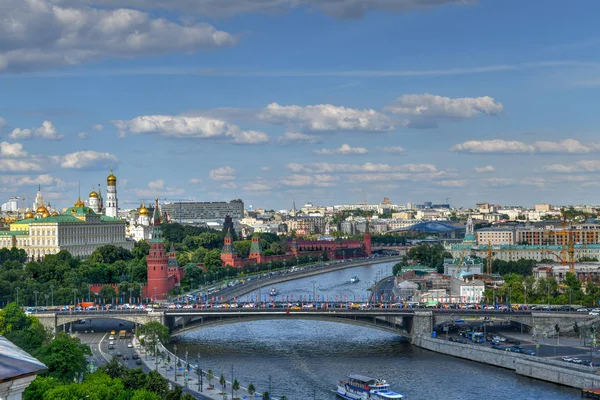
[123,355,129,360]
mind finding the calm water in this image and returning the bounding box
[169,263,579,400]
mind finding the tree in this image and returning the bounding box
[142,321,170,344]
[262,392,270,400]
[102,357,128,380]
[232,379,240,397]
[220,373,226,390]
[0,303,49,353]
[99,285,117,303]
[207,369,214,387]
[145,370,169,396]
[248,383,256,395]
[34,332,91,382]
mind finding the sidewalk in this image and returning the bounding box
[133,337,261,400]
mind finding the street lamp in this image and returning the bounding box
[16,287,20,307]
[311,280,317,303]
[72,288,77,309]
[197,352,203,392]
[547,284,551,309]
[45,294,49,307]
[50,284,54,307]
[173,345,178,381]
[34,290,39,308]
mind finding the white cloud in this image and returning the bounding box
[71,0,474,19]
[281,174,339,187]
[314,143,368,155]
[260,166,271,172]
[374,183,399,190]
[258,103,395,132]
[287,162,438,174]
[377,146,405,154]
[9,121,64,140]
[189,178,203,184]
[77,132,89,139]
[0,174,55,187]
[92,124,104,131]
[386,94,503,128]
[482,178,516,187]
[437,179,467,187]
[452,138,600,154]
[0,142,28,157]
[112,115,263,145]
[474,165,495,173]
[231,130,269,144]
[148,179,164,189]
[345,171,452,183]
[0,159,42,172]
[243,181,271,191]
[543,160,600,173]
[220,182,238,189]
[450,140,535,153]
[52,150,118,169]
[0,0,236,73]
[209,166,236,181]
[278,131,322,144]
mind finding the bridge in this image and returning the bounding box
[33,307,598,342]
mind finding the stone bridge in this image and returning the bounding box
[33,309,597,342]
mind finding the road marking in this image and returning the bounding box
[98,332,110,363]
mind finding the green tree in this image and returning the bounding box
[232,379,240,397]
[262,392,270,400]
[145,370,169,396]
[220,373,226,390]
[248,383,256,395]
[99,285,117,303]
[34,332,91,382]
[0,303,49,353]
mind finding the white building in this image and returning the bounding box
[127,203,153,242]
[450,277,485,303]
[1,197,19,213]
[105,170,118,218]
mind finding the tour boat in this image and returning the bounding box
[336,374,405,399]
[269,288,278,296]
[350,276,360,283]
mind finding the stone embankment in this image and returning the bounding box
[413,336,600,390]
[218,256,404,301]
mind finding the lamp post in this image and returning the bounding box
[88,284,91,302]
[50,284,54,307]
[129,288,133,305]
[16,287,20,307]
[45,294,49,307]
[72,288,77,309]
[173,345,178,382]
[547,284,551,309]
[231,364,234,399]
[197,352,203,392]
[34,290,39,308]
[311,280,317,303]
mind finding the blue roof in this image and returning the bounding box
[400,221,462,233]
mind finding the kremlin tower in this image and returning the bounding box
[146,199,170,300]
[105,169,118,217]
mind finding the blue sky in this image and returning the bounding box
[2,0,600,211]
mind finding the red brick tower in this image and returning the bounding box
[147,198,170,301]
[249,233,264,264]
[221,229,239,267]
[363,219,372,256]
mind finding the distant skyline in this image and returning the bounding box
[2,0,600,209]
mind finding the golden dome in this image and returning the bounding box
[42,211,50,218]
[36,205,48,214]
[24,211,35,219]
[89,190,98,198]
[138,203,149,216]
[107,169,117,185]
[51,211,59,216]
[74,198,85,208]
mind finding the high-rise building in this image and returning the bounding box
[161,199,244,223]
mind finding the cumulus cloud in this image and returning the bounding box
[52,150,118,169]
[0,174,55,187]
[92,124,104,131]
[377,146,405,154]
[385,94,503,128]
[260,166,271,172]
[0,159,42,172]
[0,142,28,157]
[189,178,202,184]
[287,162,438,174]
[474,165,495,173]
[209,166,236,181]
[437,179,467,187]
[9,121,64,140]
[314,143,368,155]
[112,115,264,144]
[374,183,399,190]
[450,140,535,153]
[278,131,322,144]
[0,0,236,72]
[220,182,238,189]
[451,138,600,154]
[258,103,394,132]
[281,174,339,187]
[243,181,271,191]
[77,132,89,139]
[148,179,164,189]
[231,130,269,144]
[69,0,474,19]
[543,160,600,173]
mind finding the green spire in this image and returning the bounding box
[221,229,237,255]
[249,233,262,254]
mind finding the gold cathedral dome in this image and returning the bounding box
[138,203,149,216]
[89,190,99,198]
[107,169,117,185]
[36,205,49,214]
[24,211,35,219]
[74,198,85,207]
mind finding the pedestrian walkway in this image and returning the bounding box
[133,337,263,400]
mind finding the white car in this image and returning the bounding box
[109,341,115,345]
[127,343,133,348]
[589,311,599,316]
[109,335,115,340]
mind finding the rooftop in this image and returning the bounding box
[0,336,47,381]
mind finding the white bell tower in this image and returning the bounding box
[106,169,118,217]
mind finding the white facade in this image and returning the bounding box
[105,172,118,218]
[1,197,19,213]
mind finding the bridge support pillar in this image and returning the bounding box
[411,311,433,342]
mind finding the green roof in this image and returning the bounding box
[0,230,28,236]
[12,215,84,224]
[64,206,95,216]
[249,234,262,254]
[100,215,123,222]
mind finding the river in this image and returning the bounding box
[168,262,579,399]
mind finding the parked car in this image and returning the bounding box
[136,359,142,365]
[123,355,129,360]
[524,350,536,356]
[132,354,139,359]
[577,308,589,312]
[572,358,583,364]
[561,356,573,362]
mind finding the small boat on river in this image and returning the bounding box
[269,288,278,296]
[336,374,405,399]
[350,276,360,283]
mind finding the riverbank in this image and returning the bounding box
[413,335,600,390]
[219,255,403,302]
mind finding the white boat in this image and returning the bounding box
[336,374,405,399]
[350,276,360,283]
[269,288,278,296]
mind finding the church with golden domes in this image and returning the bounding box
[0,170,133,260]
[127,202,155,242]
